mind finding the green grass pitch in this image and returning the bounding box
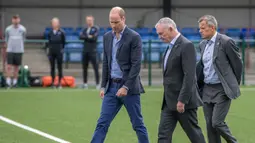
[0,87,254,143]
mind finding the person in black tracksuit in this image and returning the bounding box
[48,17,65,88]
[80,15,100,89]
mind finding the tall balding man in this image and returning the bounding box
[90,7,149,143]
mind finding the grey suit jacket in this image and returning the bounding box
[196,33,242,99]
[162,35,203,110]
[101,27,145,95]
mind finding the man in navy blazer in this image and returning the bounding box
[90,6,149,143]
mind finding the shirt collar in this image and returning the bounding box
[53,29,59,33]
[170,32,181,46]
[112,25,126,36]
[12,24,20,28]
[210,32,217,43]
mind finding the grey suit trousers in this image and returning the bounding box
[202,83,238,143]
[158,104,205,143]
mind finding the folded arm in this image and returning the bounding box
[80,27,99,42]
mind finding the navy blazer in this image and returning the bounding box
[101,27,145,95]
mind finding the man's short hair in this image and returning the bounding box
[155,17,177,30]
[86,15,94,18]
[86,15,94,20]
[12,14,20,19]
[198,15,218,29]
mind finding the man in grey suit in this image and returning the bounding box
[90,7,149,143]
[156,17,206,143]
[197,15,242,143]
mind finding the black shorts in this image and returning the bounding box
[7,53,23,66]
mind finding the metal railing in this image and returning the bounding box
[0,39,251,86]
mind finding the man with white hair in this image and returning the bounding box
[155,17,206,143]
[197,15,241,143]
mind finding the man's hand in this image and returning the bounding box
[99,89,104,99]
[88,35,93,38]
[177,101,185,113]
[116,87,127,97]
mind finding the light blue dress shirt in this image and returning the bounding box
[110,26,126,78]
[164,33,181,70]
[202,32,221,84]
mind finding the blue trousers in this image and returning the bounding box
[91,82,149,143]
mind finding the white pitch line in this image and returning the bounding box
[0,115,71,143]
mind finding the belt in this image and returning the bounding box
[110,78,122,83]
[205,83,222,86]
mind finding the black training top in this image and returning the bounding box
[48,29,66,54]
